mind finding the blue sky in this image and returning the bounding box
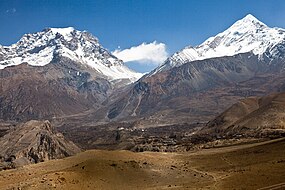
[1,0,285,72]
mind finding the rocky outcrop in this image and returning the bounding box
[0,120,81,168]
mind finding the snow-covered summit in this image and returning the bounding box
[50,27,75,37]
[0,27,142,82]
[154,14,285,73]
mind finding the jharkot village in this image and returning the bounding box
[0,0,285,189]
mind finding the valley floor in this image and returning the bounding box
[1,138,285,190]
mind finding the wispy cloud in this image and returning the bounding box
[112,41,168,65]
[6,8,16,14]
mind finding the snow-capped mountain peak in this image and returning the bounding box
[154,14,285,74]
[232,14,266,27]
[0,27,142,82]
[49,27,75,38]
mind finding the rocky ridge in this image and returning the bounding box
[0,120,81,169]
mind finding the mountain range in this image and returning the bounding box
[0,27,142,121]
[1,14,285,152]
[0,27,142,82]
[2,12,285,190]
[93,14,285,127]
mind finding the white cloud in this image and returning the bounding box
[112,41,168,65]
[6,8,16,13]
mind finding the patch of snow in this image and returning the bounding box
[50,27,75,41]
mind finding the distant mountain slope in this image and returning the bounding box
[0,58,113,120]
[99,54,285,125]
[0,120,80,167]
[95,14,285,126]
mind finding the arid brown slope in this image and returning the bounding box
[91,53,285,126]
[0,138,284,190]
[205,92,285,137]
[189,138,285,190]
[0,57,112,121]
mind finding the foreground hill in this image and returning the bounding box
[204,92,285,138]
[1,138,285,190]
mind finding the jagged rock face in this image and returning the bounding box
[0,120,81,165]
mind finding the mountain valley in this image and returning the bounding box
[1,13,285,189]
